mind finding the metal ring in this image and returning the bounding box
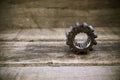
[66,22,97,53]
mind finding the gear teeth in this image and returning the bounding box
[66,32,69,37]
[93,32,97,38]
[82,22,88,27]
[88,25,94,32]
[66,32,70,45]
[76,22,80,26]
[89,47,93,51]
[69,26,73,32]
[66,22,97,53]
[80,50,88,53]
[66,40,69,45]
[93,40,97,45]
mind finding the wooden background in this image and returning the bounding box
[0,1,120,80]
[0,0,120,30]
[0,0,120,66]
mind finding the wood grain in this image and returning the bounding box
[0,0,120,29]
[0,27,120,66]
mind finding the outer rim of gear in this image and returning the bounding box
[66,22,97,53]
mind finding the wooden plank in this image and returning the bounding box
[0,27,119,66]
[0,8,120,28]
[0,0,120,29]
[1,0,119,9]
[0,66,120,80]
[0,40,120,66]
[0,27,119,41]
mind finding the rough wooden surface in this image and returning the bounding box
[0,0,120,30]
[0,1,120,80]
[0,27,119,41]
[0,27,120,66]
[0,66,120,80]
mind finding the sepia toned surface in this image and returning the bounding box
[0,0,120,80]
[0,27,120,66]
[0,66,120,80]
[0,0,120,30]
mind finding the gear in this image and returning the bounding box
[66,22,97,53]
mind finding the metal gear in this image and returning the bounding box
[66,22,97,53]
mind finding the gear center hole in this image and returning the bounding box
[74,33,90,49]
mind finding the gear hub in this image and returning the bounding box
[66,22,97,53]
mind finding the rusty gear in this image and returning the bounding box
[66,22,97,53]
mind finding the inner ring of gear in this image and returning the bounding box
[74,33,91,49]
[66,22,97,53]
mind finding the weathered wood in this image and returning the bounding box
[0,0,120,29]
[0,0,120,66]
[0,27,120,66]
[0,66,120,80]
[0,8,120,28]
[1,0,120,9]
[0,27,119,41]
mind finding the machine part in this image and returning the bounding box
[66,22,97,53]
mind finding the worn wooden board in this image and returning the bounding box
[0,27,120,66]
[0,66,120,80]
[0,0,120,66]
[0,0,120,30]
[0,27,119,41]
[1,0,119,9]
